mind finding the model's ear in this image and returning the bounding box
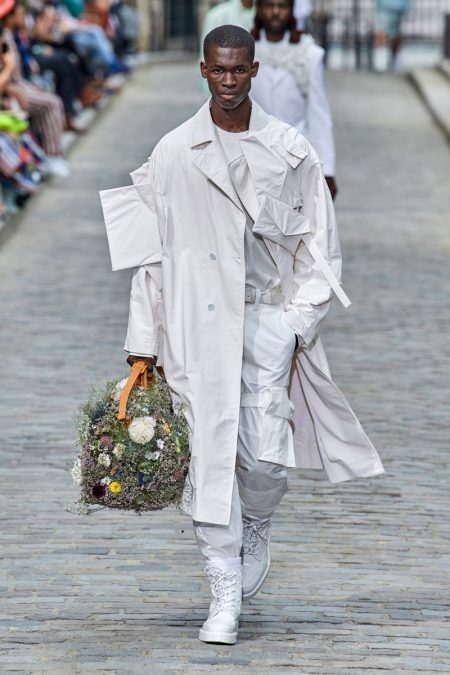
[251,61,259,77]
[200,61,208,79]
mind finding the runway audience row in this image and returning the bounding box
[0,0,138,218]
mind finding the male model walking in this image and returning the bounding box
[250,0,337,198]
[100,25,384,645]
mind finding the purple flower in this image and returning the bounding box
[99,435,114,449]
[92,483,106,498]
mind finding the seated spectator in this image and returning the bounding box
[32,2,103,107]
[0,111,46,212]
[11,4,84,129]
[54,0,130,76]
[0,0,69,177]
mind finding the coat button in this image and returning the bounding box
[209,252,216,260]
[208,304,215,311]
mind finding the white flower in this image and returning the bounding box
[156,439,165,450]
[112,443,125,459]
[71,457,82,485]
[115,378,128,393]
[113,378,129,401]
[98,452,111,467]
[100,476,111,485]
[128,417,156,444]
[145,450,160,461]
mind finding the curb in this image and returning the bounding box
[409,60,450,143]
[0,51,194,249]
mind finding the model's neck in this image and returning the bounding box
[210,97,252,133]
[265,29,287,43]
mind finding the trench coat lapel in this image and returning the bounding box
[190,100,282,214]
[190,100,243,212]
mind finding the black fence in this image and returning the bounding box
[165,0,198,50]
[310,0,450,67]
[161,0,449,65]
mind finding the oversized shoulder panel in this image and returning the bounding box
[99,179,161,272]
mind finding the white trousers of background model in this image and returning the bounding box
[194,303,297,565]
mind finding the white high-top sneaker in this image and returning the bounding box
[242,517,271,600]
[373,46,389,73]
[199,563,242,644]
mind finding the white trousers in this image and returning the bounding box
[194,303,297,563]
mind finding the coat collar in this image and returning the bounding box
[190,99,307,209]
[189,98,271,148]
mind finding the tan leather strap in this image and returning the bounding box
[117,362,166,422]
[118,361,151,422]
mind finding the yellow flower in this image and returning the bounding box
[109,481,122,494]
[163,424,172,434]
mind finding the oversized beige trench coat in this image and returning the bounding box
[100,100,384,526]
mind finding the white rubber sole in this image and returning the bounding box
[198,628,237,644]
[242,554,271,600]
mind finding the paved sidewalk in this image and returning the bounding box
[0,64,449,673]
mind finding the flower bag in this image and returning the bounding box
[68,362,190,514]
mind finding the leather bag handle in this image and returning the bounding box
[117,362,166,423]
[118,361,152,422]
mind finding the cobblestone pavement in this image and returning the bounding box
[1,63,449,674]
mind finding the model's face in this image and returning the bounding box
[201,46,258,110]
[257,0,292,34]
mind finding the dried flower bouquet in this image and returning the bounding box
[68,363,190,514]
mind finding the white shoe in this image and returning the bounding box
[45,156,70,178]
[373,46,389,73]
[242,517,271,600]
[199,564,242,645]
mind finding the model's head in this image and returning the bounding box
[252,0,301,43]
[201,24,259,110]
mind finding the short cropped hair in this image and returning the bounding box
[203,24,255,61]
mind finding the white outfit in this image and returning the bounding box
[194,127,295,562]
[100,100,384,528]
[251,32,336,176]
[195,303,295,561]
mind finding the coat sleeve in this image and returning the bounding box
[99,153,164,358]
[305,46,336,177]
[124,263,163,358]
[283,148,344,347]
[126,155,164,358]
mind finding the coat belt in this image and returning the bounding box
[245,285,284,305]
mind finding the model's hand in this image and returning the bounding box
[127,354,157,374]
[325,176,338,201]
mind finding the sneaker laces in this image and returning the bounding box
[242,518,271,557]
[206,567,240,616]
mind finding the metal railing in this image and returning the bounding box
[310,0,450,67]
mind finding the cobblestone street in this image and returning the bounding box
[1,62,449,673]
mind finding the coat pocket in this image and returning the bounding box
[241,387,296,468]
